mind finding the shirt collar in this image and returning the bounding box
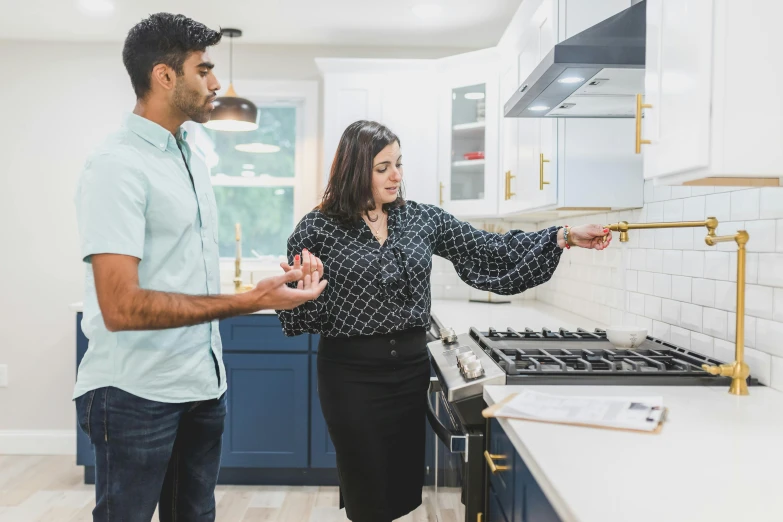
[125,113,187,152]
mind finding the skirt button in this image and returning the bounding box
[390,339,396,345]
[391,349,398,357]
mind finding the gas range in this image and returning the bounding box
[428,322,759,415]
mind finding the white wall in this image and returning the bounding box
[535,182,783,391]
[0,39,469,450]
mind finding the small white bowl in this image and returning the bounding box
[605,326,648,348]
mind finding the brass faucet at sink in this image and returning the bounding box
[607,217,751,396]
[233,223,254,293]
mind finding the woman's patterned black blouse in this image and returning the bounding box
[276,201,563,338]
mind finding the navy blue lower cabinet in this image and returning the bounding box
[488,486,510,522]
[489,419,516,517]
[310,354,337,468]
[519,456,561,522]
[219,315,309,352]
[221,352,309,468]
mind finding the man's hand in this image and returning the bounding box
[249,263,328,310]
[280,248,324,288]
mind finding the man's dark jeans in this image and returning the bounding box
[75,387,226,522]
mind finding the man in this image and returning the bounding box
[74,13,326,521]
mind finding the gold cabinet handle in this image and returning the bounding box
[439,182,444,206]
[539,153,550,191]
[483,450,510,474]
[504,170,516,200]
[635,93,652,154]
[477,514,483,522]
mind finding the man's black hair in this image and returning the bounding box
[122,13,222,99]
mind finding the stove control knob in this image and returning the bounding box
[440,327,458,345]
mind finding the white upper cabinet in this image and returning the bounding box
[436,48,501,218]
[642,0,783,186]
[317,59,440,206]
[497,0,643,215]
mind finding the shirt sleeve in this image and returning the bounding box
[431,205,563,295]
[276,214,327,336]
[75,153,147,263]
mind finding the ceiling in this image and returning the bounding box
[0,0,522,49]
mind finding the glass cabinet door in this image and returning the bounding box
[449,83,487,202]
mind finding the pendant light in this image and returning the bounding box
[203,28,259,131]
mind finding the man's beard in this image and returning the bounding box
[173,83,211,124]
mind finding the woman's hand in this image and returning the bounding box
[280,248,325,289]
[558,224,612,251]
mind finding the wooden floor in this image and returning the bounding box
[0,456,465,522]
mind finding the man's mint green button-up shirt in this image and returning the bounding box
[74,113,226,403]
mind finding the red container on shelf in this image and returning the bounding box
[463,151,485,160]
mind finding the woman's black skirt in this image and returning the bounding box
[317,327,431,522]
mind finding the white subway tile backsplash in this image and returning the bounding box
[681,303,703,332]
[778,220,783,253]
[663,250,683,275]
[714,280,736,312]
[759,188,783,219]
[692,279,716,307]
[637,316,653,332]
[758,254,783,288]
[647,250,664,273]
[664,199,684,222]
[672,228,694,250]
[654,185,672,202]
[639,229,656,248]
[744,220,777,253]
[692,228,709,251]
[683,196,707,221]
[645,295,662,320]
[638,271,654,295]
[772,356,783,392]
[671,186,692,199]
[705,192,731,222]
[629,292,646,316]
[691,186,715,196]
[756,319,783,358]
[746,285,773,320]
[626,270,638,292]
[730,189,761,221]
[654,274,672,299]
[671,276,692,303]
[704,251,730,281]
[655,228,673,249]
[647,202,664,222]
[691,332,714,356]
[774,289,783,322]
[611,308,625,325]
[652,320,670,341]
[630,249,647,271]
[681,251,705,278]
[661,299,681,326]
[670,326,691,347]
[703,308,728,340]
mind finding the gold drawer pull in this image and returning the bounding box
[484,450,510,474]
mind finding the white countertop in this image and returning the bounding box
[69,299,602,331]
[484,384,783,522]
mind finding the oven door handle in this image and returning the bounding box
[427,378,467,453]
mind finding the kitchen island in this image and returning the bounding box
[483,384,783,522]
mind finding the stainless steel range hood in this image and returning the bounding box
[504,0,646,118]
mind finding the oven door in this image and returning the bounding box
[427,378,484,522]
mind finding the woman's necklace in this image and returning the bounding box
[365,211,387,242]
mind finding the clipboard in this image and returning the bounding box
[482,392,668,435]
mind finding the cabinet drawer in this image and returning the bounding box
[488,418,515,518]
[219,315,309,352]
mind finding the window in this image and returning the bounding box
[185,81,319,264]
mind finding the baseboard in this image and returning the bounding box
[0,430,76,455]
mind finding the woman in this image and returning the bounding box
[277,120,612,522]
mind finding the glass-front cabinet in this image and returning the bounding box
[437,49,499,217]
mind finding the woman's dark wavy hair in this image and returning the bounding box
[320,120,405,225]
[122,13,222,99]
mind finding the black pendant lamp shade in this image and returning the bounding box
[203,28,258,131]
